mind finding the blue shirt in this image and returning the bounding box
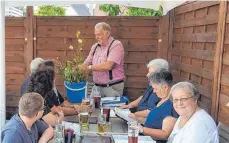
[137,85,160,111]
[1,114,49,143]
[145,99,179,129]
[20,77,30,96]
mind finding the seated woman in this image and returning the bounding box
[41,60,84,115]
[167,81,219,143]
[26,67,65,126]
[130,69,179,141]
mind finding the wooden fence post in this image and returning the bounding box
[168,10,174,64]
[24,6,34,76]
[211,1,227,120]
[157,12,170,60]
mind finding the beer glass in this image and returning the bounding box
[97,114,106,134]
[128,121,139,143]
[79,111,89,133]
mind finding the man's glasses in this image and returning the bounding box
[170,96,193,103]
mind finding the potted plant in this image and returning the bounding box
[55,31,88,103]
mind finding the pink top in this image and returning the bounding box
[84,37,125,84]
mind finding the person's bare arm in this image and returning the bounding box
[42,111,64,126]
[143,116,177,140]
[38,126,54,143]
[120,95,143,109]
[134,109,150,118]
[57,106,78,116]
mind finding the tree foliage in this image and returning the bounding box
[99,4,120,16]
[35,5,66,16]
[99,4,163,16]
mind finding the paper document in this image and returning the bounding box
[112,135,156,143]
[101,97,120,102]
[114,107,136,122]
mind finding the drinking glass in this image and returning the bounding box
[128,121,139,143]
[97,114,107,134]
[79,111,89,134]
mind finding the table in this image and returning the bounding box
[49,109,128,143]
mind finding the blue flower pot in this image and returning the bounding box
[64,81,87,103]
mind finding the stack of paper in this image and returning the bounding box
[102,97,126,108]
[112,135,156,143]
[114,107,135,122]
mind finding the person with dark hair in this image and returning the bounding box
[132,69,179,142]
[1,92,54,143]
[41,60,83,116]
[20,58,44,96]
[26,67,64,126]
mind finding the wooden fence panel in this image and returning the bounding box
[5,18,26,117]
[34,16,159,101]
[170,1,220,114]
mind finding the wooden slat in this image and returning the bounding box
[5,18,25,26]
[37,17,159,27]
[6,62,25,74]
[5,27,25,38]
[36,26,158,39]
[6,44,24,51]
[6,74,25,85]
[174,1,220,15]
[171,49,215,61]
[174,32,217,42]
[171,61,213,80]
[211,1,227,120]
[218,113,229,127]
[221,74,229,87]
[174,14,218,28]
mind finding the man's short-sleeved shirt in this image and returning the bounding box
[84,37,125,84]
[1,114,49,143]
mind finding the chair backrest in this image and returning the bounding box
[218,122,229,143]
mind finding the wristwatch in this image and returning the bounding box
[88,65,92,70]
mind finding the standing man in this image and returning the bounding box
[82,22,125,97]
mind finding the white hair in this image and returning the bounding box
[147,59,169,70]
[170,81,200,100]
[95,22,111,34]
[30,58,44,73]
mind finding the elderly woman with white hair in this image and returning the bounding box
[167,81,218,143]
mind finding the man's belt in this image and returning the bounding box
[95,80,124,87]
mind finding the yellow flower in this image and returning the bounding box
[78,39,83,43]
[69,45,74,49]
[76,31,80,38]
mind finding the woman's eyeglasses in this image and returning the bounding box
[170,96,193,103]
